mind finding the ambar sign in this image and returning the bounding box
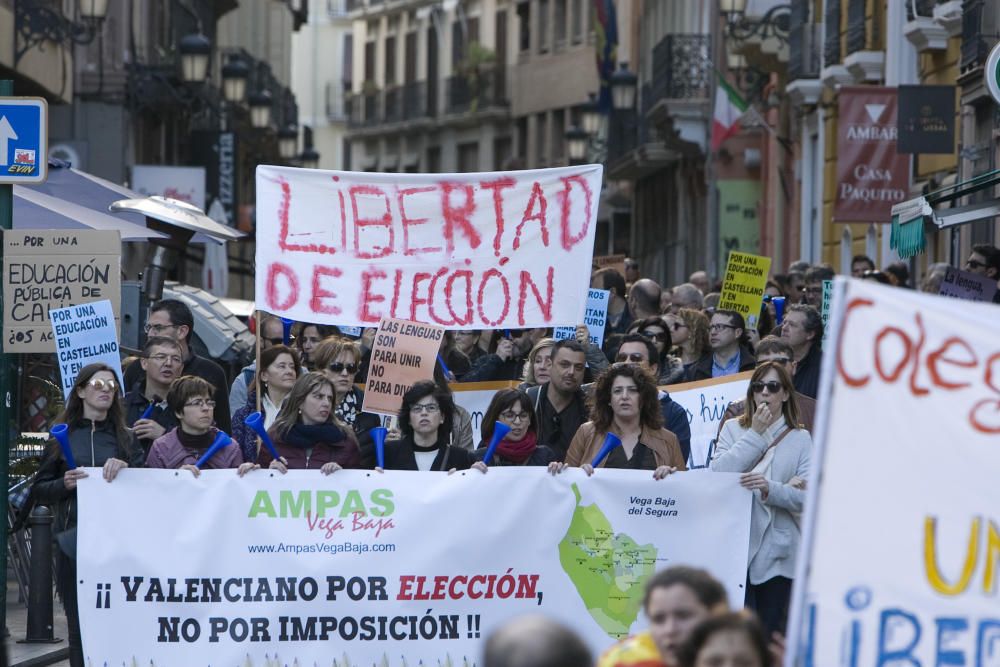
[834,86,910,223]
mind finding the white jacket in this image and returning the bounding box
[711,417,811,585]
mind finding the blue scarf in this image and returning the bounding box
[283,422,345,449]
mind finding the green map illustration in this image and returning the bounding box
[558,483,658,639]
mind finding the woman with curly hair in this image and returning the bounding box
[550,364,686,477]
[665,308,710,373]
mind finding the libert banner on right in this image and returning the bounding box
[788,279,1000,665]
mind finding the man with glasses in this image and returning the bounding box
[802,265,834,308]
[687,310,755,381]
[228,315,286,413]
[780,304,823,399]
[615,334,692,463]
[124,298,232,433]
[965,244,1000,303]
[124,337,183,456]
[526,339,588,459]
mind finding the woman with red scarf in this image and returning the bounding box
[475,389,559,466]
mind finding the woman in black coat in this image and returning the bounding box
[313,336,382,466]
[475,389,558,466]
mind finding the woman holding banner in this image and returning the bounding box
[382,381,483,472]
[231,345,302,462]
[313,337,381,466]
[146,376,243,473]
[258,372,361,473]
[31,363,144,667]
[475,389,558,466]
[711,361,811,639]
[551,364,686,476]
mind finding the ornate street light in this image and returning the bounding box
[610,63,638,111]
[78,0,110,22]
[721,2,791,44]
[278,126,299,160]
[565,126,590,163]
[221,57,250,103]
[299,147,320,169]
[14,0,110,63]
[249,89,273,129]
[179,33,212,83]
[580,93,602,135]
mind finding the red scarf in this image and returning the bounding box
[496,431,538,465]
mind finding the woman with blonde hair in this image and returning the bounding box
[518,337,555,390]
[312,336,381,466]
[665,308,710,372]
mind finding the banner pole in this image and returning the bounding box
[0,77,15,635]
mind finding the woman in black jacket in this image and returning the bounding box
[475,389,558,466]
[31,363,143,667]
[313,337,382,467]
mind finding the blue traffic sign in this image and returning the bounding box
[0,97,48,184]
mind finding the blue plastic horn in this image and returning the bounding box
[436,354,454,382]
[772,296,786,326]
[195,431,232,468]
[244,412,282,462]
[281,318,295,345]
[371,427,388,469]
[480,421,513,466]
[590,432,623,468]
[138,402,156,422]
[50,423,77,470]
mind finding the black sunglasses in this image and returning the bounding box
[641,329,668,341]
[265,336,294,346]
[751,381,783,394]
[329,362,359,374]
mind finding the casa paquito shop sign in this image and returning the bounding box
[255,165,603,329]
[788,280,1000,665]
[77,468,751,666]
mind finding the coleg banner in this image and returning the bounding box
[78,468,751,665]
[255,165,603,329]
[787,280,1000,665]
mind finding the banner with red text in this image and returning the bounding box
[787,280,1000,665]
[78,468,750,665]
[255,165,603,328]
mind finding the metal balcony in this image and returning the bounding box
[445,66,510,115]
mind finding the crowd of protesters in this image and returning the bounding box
[26,242,1000,667]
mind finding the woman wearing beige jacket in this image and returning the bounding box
[549,363,686,479]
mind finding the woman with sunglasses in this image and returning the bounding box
[313,337,382,467]
[665,308,711,373]
[31,363,143,667]
[711,361,811,640]
[475,389,557,466]
[146,376,243,474]
[256,372,361,474]
[627,316,685,385]
[231,345,302,463]
[382,381,483,471]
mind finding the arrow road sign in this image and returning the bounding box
[0,97,48,184]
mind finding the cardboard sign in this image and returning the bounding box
[666,373,752,469]
[553,288,609,346]
[3,230,121,353]
[50,299,123,399]
[593,253,626,277]
[255,165,603,329]
[361,317,445,416]
[717,251,772,329]
[450,380,521,442]
[938,266,998,302]
[821,279,833,343]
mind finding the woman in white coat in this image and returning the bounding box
[711,361,811,639]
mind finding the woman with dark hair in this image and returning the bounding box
[312,337,381,466]
[295,322,340,370]
[231,345,302,462]
[438,331,472,380]
[475,389,558,466]
[382,380,482,471]
[256,372,360,474]
[676,612,772,667]
[627,316,684,384]
[31,363,143,667]
[146,375,243,474]
[551,364,686,476]
[711,361,811,639]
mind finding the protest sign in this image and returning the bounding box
[255,165,602,329]
[717,251,771,329]
[821,279,833,343]
[666,373,751,468]
[78,467,751,665]
[788,280,1000,665]
[49,299,123,399]
[362,317,444,416]
[593,253,626,277]
[938,265,998,302]
[3,230,121,353]
[553,288,609,345]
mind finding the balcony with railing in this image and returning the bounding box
[643,34,711,151]
[842,0,884,82]
[346,73,503,131]
[445,65,510,116]
[961,0,991,73]
[905,0,962,51]
[787,0,822,106]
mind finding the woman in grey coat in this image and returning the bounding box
[711,361,811,640]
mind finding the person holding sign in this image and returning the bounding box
[551,364,685,476]
[145,376,243,474]
[31,363,144,667]
[474,389,558,466]
[257,372,360,474]
[382,381,483,472]
[231,345,303,463]
[312,337,381,466]
[711,362,811,639]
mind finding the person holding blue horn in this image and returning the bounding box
[231,344,302,463]
[30,362,143,667]
[549,364,685,478]
[145,376,243,474]
[475,389,558,467]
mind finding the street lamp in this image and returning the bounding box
[179,33,211,83]
[278,126,299,160]
[581,93,602,136]
[249,89,273,129]
[78,0,110,22]
[565,126,590,163]
[221,57,250,103]
[299,148,320,169]
[719,0,746,13]
[610,63,638,111]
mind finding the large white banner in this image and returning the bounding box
[788,279,1000,665]
[255,165,603,329]
[668,374,751,469]
[79,468,750,665]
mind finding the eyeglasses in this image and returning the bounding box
[757,358,791,367]
[500,411,530,423]
[85,378,117,392]
[264,336,293,346]
[615,352,647,363]
[966,259,986,270]
[641,330,668,341]
[147,353,182,365]
[750,381,783,394]
[709,323,736,332]
[185,398,216,409]
[410,403,440,414]
[143,322,177,334]
[328,362,359,375]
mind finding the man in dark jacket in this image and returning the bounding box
[614,334,693,463]
[526,339,588,459]
[780,304,823,399]
[686,309,756,381]
[462,329,540,382]
[124,336,181,456]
